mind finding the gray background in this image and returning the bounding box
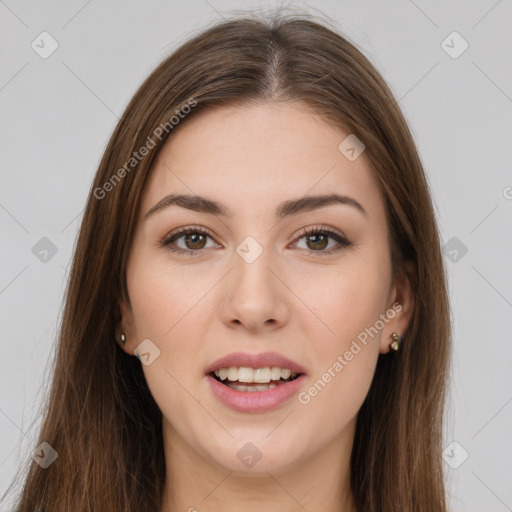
[1,0,511,510]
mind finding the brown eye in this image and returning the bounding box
[294,227,353,256]
[162,225,352,257]
[305,233,329,251]
[183,232,207,250]
[162,227,217,255]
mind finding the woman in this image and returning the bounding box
[4,10,451,512]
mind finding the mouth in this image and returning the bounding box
[209,367,303,392]
[206,368,307,413]
[204,352,307,411]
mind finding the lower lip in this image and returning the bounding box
[206,374,307,413]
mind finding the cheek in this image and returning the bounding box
[293,259,387,417]
[128,263,211,431]
[125,260,214,418]
[296,345,378,444]
[294,259,388,347]
[127,254,213,340]
[140,357,208,457]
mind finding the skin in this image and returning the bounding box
[117,101,414,512]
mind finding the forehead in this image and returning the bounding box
[141,101,385,221]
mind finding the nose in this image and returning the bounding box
[219,240,290,333]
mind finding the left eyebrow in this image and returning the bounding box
[144,193,368,220]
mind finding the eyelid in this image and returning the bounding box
[290,225,352,256]
[161,224,352,256]
[161,225,219,254]
[162,224,214,240]
[293,224,348,243]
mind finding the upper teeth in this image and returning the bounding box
[214,367,297,383]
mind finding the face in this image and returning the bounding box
[118,101,413,476]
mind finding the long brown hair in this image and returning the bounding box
[3,9,451,511]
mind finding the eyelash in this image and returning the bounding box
[161,225,353,257]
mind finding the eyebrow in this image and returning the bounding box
[144,192,368,220]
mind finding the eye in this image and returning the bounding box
[161,226,219,256]
[161,225,352,256]
[292,226,353,256]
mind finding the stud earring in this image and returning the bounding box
[120,333,126,344]
[389,332,400,351]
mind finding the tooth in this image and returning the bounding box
[218,366,297,383]
[224,380,282,392]
[238,367,254,383]
[227,367,238,381]
[253,367,271,383]
[230,384,248,391]
[271,367,281,380]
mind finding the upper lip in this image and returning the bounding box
[205,351,307,375]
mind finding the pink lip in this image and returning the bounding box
[204,351,307,375]
[206,373,307,413]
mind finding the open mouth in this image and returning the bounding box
[209,371,302,392]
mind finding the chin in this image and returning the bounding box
[200,432,306,475]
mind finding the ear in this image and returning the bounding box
[379,260,415,354]
[115,295,137,355]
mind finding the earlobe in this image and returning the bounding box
[389,332,400,351]
[115,328,129,352]
[116,297,136,353]
[380,261,416,354]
